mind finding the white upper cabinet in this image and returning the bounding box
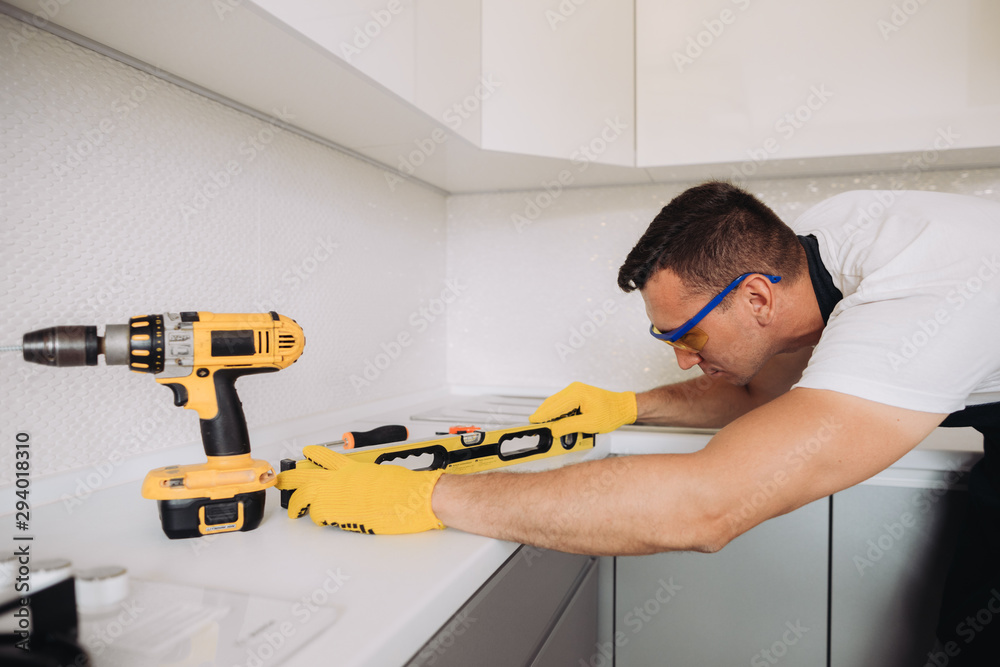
[480,0,634,166]
[636,0,1000,168]
[4,0,994,191]
[252,0,635,166]
[250,0,486,146]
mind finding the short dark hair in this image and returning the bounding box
[617,181,805,302]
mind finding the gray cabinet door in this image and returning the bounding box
[406,547,595,666]
[830,481,968,667]
[531,558,599,667]
[616,498,829,666]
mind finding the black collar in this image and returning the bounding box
[797,234,842,325]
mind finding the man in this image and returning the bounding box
[279,181,1000,661]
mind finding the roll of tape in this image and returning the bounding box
[75,565,129,610]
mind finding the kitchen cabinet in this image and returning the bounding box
[830,477,968,667]
[0,0,644,192]
[3,0,993,193]
[252,0,634,166]
[405,546,598,666]
[615,497,829,666]
[530,557,600,667]
[612,474,972,665]
[636,0,1000,169]
[478,0,633,166]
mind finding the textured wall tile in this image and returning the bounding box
[0,15,446,482]
[446,169,1000,393]
[2,12,997,486]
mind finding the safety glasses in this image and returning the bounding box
[649,273,782,353]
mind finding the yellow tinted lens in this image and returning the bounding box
[663,327,708,353]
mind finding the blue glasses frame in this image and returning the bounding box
[649,273,782,349]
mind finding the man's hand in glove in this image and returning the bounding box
[276,445,445,535]
[529,381,637,438]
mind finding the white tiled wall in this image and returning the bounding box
[0,15,447,481]
[3,12,999,487]
[445,169,1000,393]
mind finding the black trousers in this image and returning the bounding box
[935,406,1000,665]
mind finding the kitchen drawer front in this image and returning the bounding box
[406,546,594,667]
[530,557,599,667]
[830,481,968,667]
[616,498,829,666]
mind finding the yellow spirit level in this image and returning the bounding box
[279,423,594,509]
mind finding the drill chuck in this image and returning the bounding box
[22,326,100,367]
[20,324,132,367]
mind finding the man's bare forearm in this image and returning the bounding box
[431,454,724,556]
[636,377,756,428]
[636,349,813,428]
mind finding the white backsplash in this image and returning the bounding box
[2,12,998,486]
[445,169,1000,394]
[0,14,447,482]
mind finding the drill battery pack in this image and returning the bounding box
[141,454,276,539]
[155,491,267,539]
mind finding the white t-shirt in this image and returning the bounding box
[791,189,1000,414]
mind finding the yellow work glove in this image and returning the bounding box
[275,445,445,535]
[529,381,637,438]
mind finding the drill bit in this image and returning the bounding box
[0,345,23,353]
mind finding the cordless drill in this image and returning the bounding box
[15,312,305,539]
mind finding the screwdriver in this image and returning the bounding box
[322,424,409,450]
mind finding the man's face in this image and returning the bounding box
[641,269,775,386]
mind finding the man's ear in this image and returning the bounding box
[745,275,776,324]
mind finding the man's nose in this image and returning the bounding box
[673,347,702,370]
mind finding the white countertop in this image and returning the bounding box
[0,395,610,667]
[1,390,984,666]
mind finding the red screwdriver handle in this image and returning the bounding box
[343,424,409,449]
